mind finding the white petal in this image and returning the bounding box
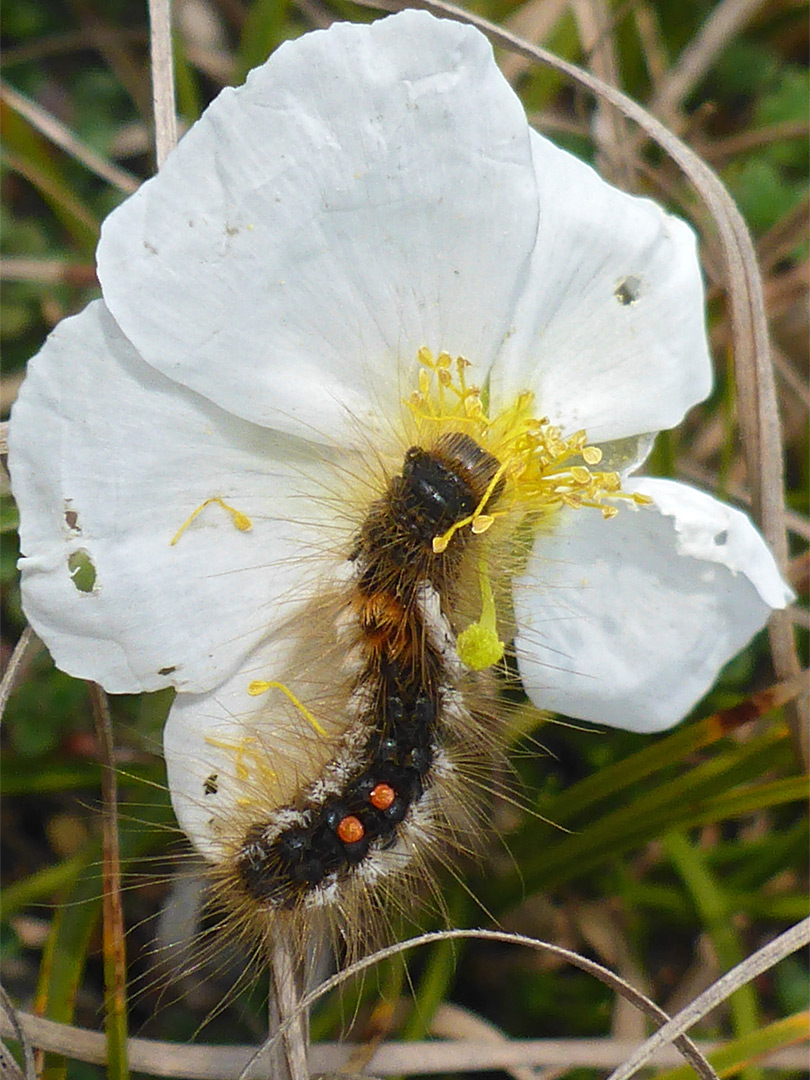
[9,300,347,694]
[164,623,348,861]
[492,131,712,444]
[513,479,792,732]
[97,11,540,446]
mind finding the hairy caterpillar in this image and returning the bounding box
[166,391,522,961]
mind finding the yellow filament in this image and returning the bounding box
[204,734,274,782]
[432,459,511,553]
[247,680,328,738]
[170,497,252,546]
[456,558,504,671]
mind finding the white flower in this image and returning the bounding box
[9,11,792,862]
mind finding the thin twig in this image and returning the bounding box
[2,1011,808,1077]
[88,682,130,1080]
[569,0,635,189]
[0,80,139,194]
[647,0,773,127]
[0,258,98,286]
[0,986,36,1080]
[605,918,810,1080]
[244,928,719,1080]
[148,0,178,168]
[0,626,42,724]
[268,933,308,1080]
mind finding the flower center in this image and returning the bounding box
[407,348,652,672]
[407,348,651,552]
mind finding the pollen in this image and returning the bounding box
[337,815,365,844]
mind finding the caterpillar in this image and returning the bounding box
[203,426,510,953]
[162,345,631,964]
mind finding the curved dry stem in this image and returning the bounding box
[0,985,36,1080]
[243,928,718,1080]
[605,917,810,1080]
[0,625,41,724]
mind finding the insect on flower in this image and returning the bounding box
[8,11,793,962]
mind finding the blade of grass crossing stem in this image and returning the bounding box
[536,681,803,830]
[664,830,761,1080]
[514,723,791,875]
[36,855,104,1080]
[0,103,99,252]
[89,683,129,1080]
[484,732,802,909]
[654,1011,810,1080]
[1,849,92,921]
[684,776,808,826]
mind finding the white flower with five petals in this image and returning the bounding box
[9,11,792,860]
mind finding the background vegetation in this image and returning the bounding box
[1,0,808,1077]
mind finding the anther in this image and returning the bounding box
[370,782,396,810]
[337,816,365,844]
[170,496,252,546]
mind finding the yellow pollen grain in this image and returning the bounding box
[170,496,253,546]
[570,466,591,484]
[582,445,602,465]
[247,679,328,738]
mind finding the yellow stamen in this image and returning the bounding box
[247,680,328,738]
[407,348,644,552]
[170,496,252,546]
[456,558,504,671]
[204,734,274,782]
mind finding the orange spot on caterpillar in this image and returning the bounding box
[370,782,396,810]
[337,815,365,844]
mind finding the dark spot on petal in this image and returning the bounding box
[204,774,218,795]
[714,530,728,546]
[64,506,80,532]
[158,665,176,676]
[615,275,641,305]
[67,549,96,592]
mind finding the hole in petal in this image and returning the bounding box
[67,549,96,593]
[204,774,218,796]
[714,530,729,546]
[614,275,641,305]
[158,665,177,676]
[64,503,80,532]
